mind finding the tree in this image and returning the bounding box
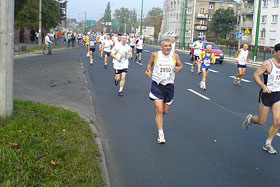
[114,8,137,34]
[209,8,237,39]
[104,2,112,33]
[15,0,63,29]
[144,7,163,39]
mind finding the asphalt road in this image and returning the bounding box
[81,45,280,187]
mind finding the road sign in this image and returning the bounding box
[236,32,243,40]
[86,20,96,25]
[113,22,120,26]
[106,22,112,26]
[244,27,250,34]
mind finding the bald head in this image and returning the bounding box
[206,45,212,53]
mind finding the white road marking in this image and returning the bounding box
[187,89,210,100]
[276,133,280,137]
[229,76,251,83]
[184,62,219,73]
[144,50,150,52]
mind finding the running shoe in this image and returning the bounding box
[191,66,194,73]
[203,85,206,90]
[87,52,90,57]
[157,133,166,144]
[237,81,241,86]
[118,91,123,96]
[114,80,119,86]
[197,70,201,75]
[233,77,238,84]
[242,114,252,131]
[104,64,107,68]
[263,144,277,154]
[90,60,93,65]
[138,62,143,66]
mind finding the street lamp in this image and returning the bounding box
[182,0,188,49]
[140,0,143,35]
[253,0,262,63]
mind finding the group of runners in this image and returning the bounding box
[80,31,280,154]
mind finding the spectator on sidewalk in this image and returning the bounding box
[71,32,75,47]
[45,33,53,55]
[29,29,35,43]
[35,31,39,44]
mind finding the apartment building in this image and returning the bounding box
[194,0,239,40]
[251,0,280,47]
[158,0,195,44]
[159,0,238,44]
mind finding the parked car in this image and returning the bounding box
[190,42,224,64]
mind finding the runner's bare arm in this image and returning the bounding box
[174,53,183,72]
[235,49,241,58]
[146,52,157,76]
[246,51,250,63]
[253,60,271,93]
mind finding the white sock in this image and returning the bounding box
[158,129,164,135]
[265,139,272,145]
[119,87,123,92]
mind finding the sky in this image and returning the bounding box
[67,0,164,21]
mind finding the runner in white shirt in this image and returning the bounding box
[111,35,132,96]
[103,34,114,68]
[234,44,250,85]
[129,35,136,57]
[113,34,122,48]
[135,35,144,65]
[145,38,183,144]
[191,38,203,74]
[99,32,106,58]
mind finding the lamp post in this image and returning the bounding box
[238,0,243,49]
[253,0,262,63]
[140,0,143,35]
[182,0,188,49]
[83,12,87,33]
[38,0,42,46]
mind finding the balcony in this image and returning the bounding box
[197,13,208,19]
[242,7,254,15]
[241,21,253,28]
[195,25,207,31]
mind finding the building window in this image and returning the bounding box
[220,2,224,7]
[263,0,268,7]
[208,15,212,21]
[200,8,206,13]
[198,32,204,37]
[272,15,278,23]
[274,0,279,7]
[209,4,214,9]
[187,8,192,14]
[228,4,233,8]
[187,19,191,25]
[174,0,176,6]
[178,1,180,5]
[270,30,276,40]
[171,1,173,7]
[262,15,267,23]
[261,28,266,38]
[200,20,205,25]
[177,13,179,20]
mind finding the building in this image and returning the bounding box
[194,0,239,40]
[159,0,238,45]
[158,0,195,45]
[252,0,280,47]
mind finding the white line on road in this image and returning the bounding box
[276,133,280,137]
[184,62,219,73]
[144,50,150,52]
[187,89,210,100]
[229,76,251,83]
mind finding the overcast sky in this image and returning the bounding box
[67,0,164,21]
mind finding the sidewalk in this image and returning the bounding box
[14,47,110,186]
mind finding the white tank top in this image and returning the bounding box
[237,49,249,65]
[264,59,280,92]
[152,51,176,85]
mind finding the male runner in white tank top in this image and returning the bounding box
[234,44,249,85]
[145,38,183,144]
[242,43,280,154]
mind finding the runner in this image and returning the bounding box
[234,44,249,85]
[111,35,132,96]
[89,32,96,65]
[198,45,216,90]
[113,33,122,47]
[129,35,136,58]
[171,37,176,54]
[242,43,280,154]
[191,38,203,74]
[103,34,114,68]
[85,32,90,57]
[145,38,183,144]
[99,32,106,58]
[135,35,144,65]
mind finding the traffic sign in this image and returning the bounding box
[106,22,112,26]
[86,20,96,25]
[244,27,250,34]
[236,32,242,40]
[113,22,120,26]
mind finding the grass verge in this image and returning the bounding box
[27,45,62,52]
[0,100,103,186]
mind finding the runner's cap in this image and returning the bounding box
[274,43,280,52]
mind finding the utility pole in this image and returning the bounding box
[140,0,143,35]
[253,0,262,63]
[182,0,188,49]
[0,0,14,116]
[38,0,42,46]
[238,0,243,49]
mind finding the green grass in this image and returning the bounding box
[27,45,62,52]
[0,100,103,186]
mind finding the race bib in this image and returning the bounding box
[90,41,95,46]
[158,65,173,76]
[204,59,210,66]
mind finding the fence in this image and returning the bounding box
[144,39,274,62]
